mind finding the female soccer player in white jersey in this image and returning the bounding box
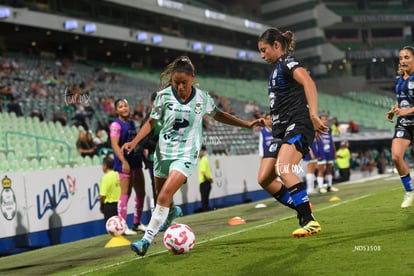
[123,56,264,256]
[257,28,328,237]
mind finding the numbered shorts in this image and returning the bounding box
[154,158,197,178]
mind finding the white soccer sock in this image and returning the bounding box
[143,205,169,243]
[306,173,315,191]
[317,176,324,188]
[326,174,333,187]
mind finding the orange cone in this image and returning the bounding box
[228,216,246,226]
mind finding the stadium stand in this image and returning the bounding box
[0,53,394,173]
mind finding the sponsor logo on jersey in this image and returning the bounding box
[286,123,296,132]
[400,100,411,109]
[172,118,189,130]
[269,143,278,153]
[400,118,414,126]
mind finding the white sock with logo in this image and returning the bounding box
[143,205,169,243]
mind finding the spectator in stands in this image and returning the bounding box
[376,150,387,175]
[386,45,414,208]
[244,101,255,116]
[123,56,263,256]
[99,156,121,223]
[257,28,328,237]
[102,96,115,113]
[28,80,47,97]
[360,151,376,176]
[76,130,96,158]
[109,98,146,235]
[348,120,359,133]
[335,140,351,183]
[0,61,23,116]
[331,117,340,136]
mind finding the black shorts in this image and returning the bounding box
[393,118,414,141]
[264,122,314,158]
[103,202,118,222]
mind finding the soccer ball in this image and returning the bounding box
[163,223,196,254]
[106,215,127,237]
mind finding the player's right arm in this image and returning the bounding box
[122,118,156,154]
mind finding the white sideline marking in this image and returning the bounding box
[75,194,372,275]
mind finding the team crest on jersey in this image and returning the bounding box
[194,103,202,114]
[408,82,414,90]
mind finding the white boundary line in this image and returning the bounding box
[75,193,373,275]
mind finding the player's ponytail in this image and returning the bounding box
[282,31,296,52]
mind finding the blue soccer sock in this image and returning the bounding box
[400,174,413,192]
[272,185,295,210]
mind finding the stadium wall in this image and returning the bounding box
[0,154,293,256]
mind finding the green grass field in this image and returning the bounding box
[1,174,414,276]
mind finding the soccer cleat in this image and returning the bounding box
[159,206,183,232]
[401,191,414,208]
[319,187,327,194]
[132,223,147,232]
[327,186,339,192]
[292,220,321,238]
[131,238,150,256]
[124,228,137,235]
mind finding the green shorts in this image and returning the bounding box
[153,157,197,178]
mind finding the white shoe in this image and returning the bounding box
[307,189,318,195]
[328,186,339,192]
[133,224,147,232]
[401,192,414,208]
[319,188,327,194]
[124,228,137,235]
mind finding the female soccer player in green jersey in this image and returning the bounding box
[122,56,264,256]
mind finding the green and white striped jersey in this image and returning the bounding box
[151,86,217,161]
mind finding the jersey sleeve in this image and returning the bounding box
[283,55,303,77]
[99,174,109,196]
[150,92,163,120]
[205,91,217,116]
[109,121,121,138]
